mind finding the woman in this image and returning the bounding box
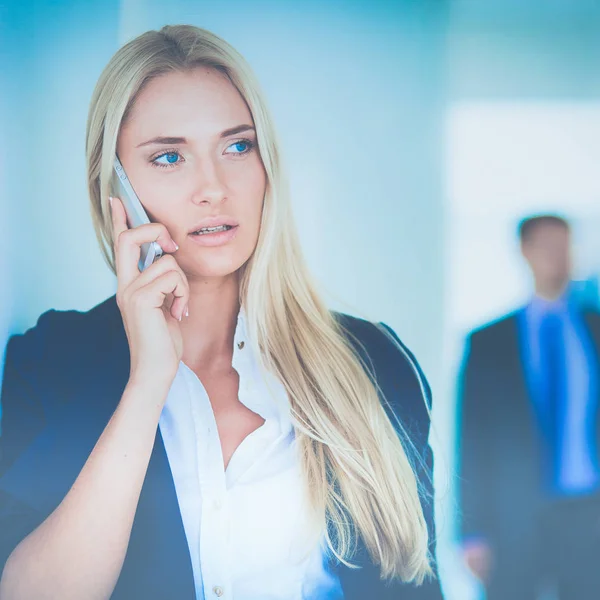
[0,25,441,600]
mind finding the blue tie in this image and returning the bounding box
[539,312,566,493]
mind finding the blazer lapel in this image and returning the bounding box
[114,427,196,599]
[514,309,537,407]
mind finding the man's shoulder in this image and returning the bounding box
[468,310,522,345]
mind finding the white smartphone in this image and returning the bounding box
[113,155,164,272]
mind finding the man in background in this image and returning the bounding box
[458,215,600,599]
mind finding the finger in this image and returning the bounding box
[170,292,188,322]
[110,196,139,286]
[119,222,179,255]
[110,196,129,251]
[115,221,179,288]
[133,255,190,316]
[134,254,187,287]
[135,270,188,321]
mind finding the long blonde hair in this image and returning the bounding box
[85,24,432,582]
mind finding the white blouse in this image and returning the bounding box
[158,311,344,600]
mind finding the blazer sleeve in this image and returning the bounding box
[377,323,443,600]
[0,312,57,573]
[457,332,494,540]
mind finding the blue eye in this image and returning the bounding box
[226,139,254,155]
[151,151,182,168]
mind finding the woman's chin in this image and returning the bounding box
[183,259,245,282]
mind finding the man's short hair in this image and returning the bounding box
[518,214,570,243]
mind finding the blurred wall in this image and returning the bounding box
[2,0,122,336]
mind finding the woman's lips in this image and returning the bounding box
[187,225,239,247]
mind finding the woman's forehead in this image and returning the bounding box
[122,68,252,141]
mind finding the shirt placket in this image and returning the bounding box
[188,373,231,600]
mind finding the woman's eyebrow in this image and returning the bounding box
[136,125,255,148]
[220,124,255,138]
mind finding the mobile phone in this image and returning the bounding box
[113,155,164,272]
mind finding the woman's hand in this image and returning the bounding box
[110,196,189,391]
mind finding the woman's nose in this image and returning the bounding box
[190,159,227,205]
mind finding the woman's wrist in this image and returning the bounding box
[123,373,174,412]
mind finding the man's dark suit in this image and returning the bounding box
[0,295,443,599]
[459,308,600,600]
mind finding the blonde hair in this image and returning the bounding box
[85,24,433,582]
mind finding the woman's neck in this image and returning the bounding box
[179,273,241,372]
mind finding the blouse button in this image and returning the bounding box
[237,340,245,350]
[213,586,224,597]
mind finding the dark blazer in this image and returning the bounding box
[458,308,600,596]
[0,296,443,600]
